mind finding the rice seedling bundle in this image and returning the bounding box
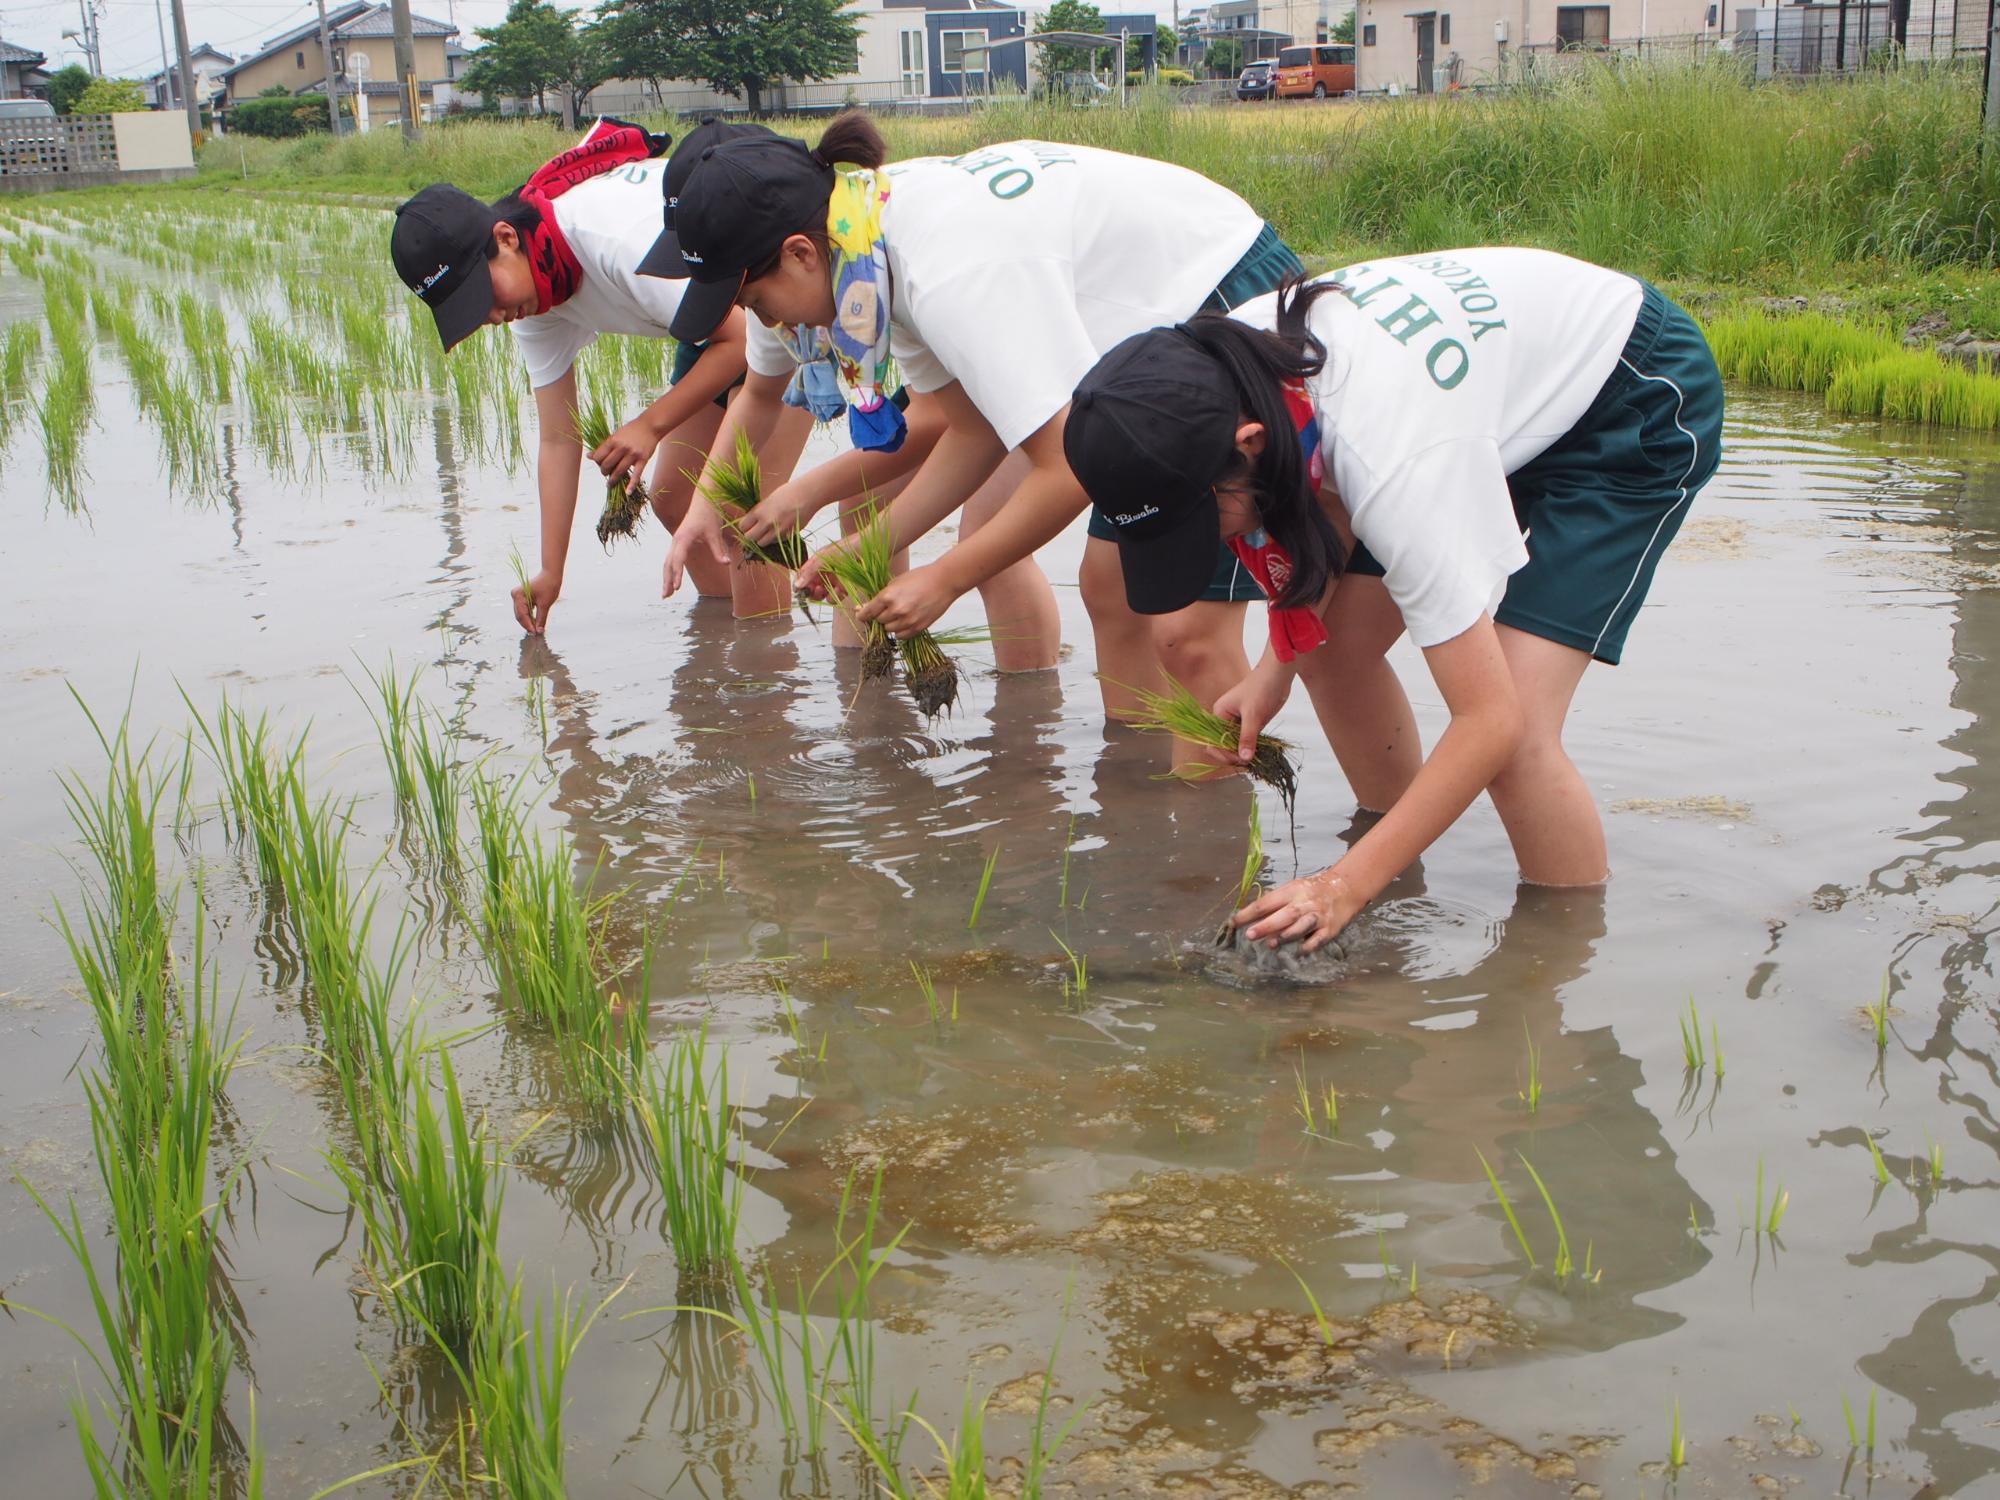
[819,498,979,710]
[698,426,810,571]
[573,388,650,548]
[1115,675,1299,814]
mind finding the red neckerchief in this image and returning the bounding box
[1226,377,1331,662]
[516,117,665,313]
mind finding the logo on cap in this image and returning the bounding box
[680,249,703,264]
[1110,505,1160,526]
[418,262,451,295]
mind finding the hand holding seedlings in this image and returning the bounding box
[736,476,825,549]
[573,395,651,547]
[1211,656,1297,774]
[1234,867,1362,953]
[857,559,958,638]
[794,548,835,602]
[590,412,661,487]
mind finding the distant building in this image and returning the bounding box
[1,38,50,99]
[144,43,234,111]
[1354,0,1718,92]
[219,3,457,125]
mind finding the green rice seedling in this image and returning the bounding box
[1474,1147,1538,1271]
[1926,1134,1944,1185]
[1050,928,1089,1004]
[329,1036,507,1349]
[38,336,93,511]
[1864,978,1891,1050]
[1866,1133,1892,1186]
[183,690,303,892]
[629,1025,743,1294]
[1222,794,1265,942]
[1668,1397,1686,1469]
[0,318,40,445]
[1114,675,1298,815]
[1517,1154,1580,1283]
[1753,1158,1789,1238]
[1520,1022,1543,1113]
[1291,1053,1336,1140]
[699,425,809,570]
[1842,1388,1878,1451]
[508,541,535,615]
[967,845,1000,930]
[1679,996,1707,1072]
[573,387,649,547]
[910,960,945,1027]
[817,499,899,679]
[1278,1256,1338,1346]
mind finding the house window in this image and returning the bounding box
[1555,5,1610,47]
[940,29,986,75]
[899,28,926,94]
[1439,13,1450,42]
[1362,22,1377,43]
[295,49,305,68]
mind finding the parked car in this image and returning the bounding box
[1275,43,1356,98]
[0,97,62,175]
[1236,61,1277,100]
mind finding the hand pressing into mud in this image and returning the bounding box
[1234,868,1362,954]
[514,567,561,635]
[857,562,956,638]
[737,479,821,549]
[590,416,659,489]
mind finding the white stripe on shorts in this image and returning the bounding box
[1590,356,1702,659]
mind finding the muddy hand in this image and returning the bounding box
[591,417,658,482]
[1234,869,1361,955]
[857,562,956,637]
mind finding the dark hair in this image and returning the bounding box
[744,110,887,282]
[1179,275,1349,610]
[485,189,543,257]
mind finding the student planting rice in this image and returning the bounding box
[390,117,811,632]
[653,115,1305,741]
[1062,250,1724,949]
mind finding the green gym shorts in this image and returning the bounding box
[1083,223,1305,605]
[669,337,746,410]
[1344,280,1723,665]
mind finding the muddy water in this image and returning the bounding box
[3,286,1999,1496]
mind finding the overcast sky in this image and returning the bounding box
[2,0,1188,84]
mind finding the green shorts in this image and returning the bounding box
[1085,223,1305,604]
[669,338,746,410]
[1345,281,1723,665]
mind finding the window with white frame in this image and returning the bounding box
[940,29,987,76]
[899,28,926,94]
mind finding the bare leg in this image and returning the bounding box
[1485,624,1605,885]
[1149,600,1252,774]
[1082,535,1158,720]
[716,402,806,620]
[960,451,1061,672]
[649,403,732,599]
[1295,574,1423,813]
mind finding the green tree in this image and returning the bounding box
[1156,21,1178,67]
[460,0,586,119]
[1331,8,1356,43]
[594,0,861,114]
[71,77,147,113]
[1206,36,1243,76]
[1036,0,1109,75]
[47,63,92,115]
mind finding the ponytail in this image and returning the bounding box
[811,110,886,171]
[1179,275,1350,610]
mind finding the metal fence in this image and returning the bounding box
[1733,0,1987,77]
[0,113,118,176]
[583,77,963,119]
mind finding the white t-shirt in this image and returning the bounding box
[510,159,687,390]
[1234,248,1644,649]
[748,142,1264,450]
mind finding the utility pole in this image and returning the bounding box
[153,0,174,107]
[389,0,420,140]
[169,0,199,136]
[313,0,342,135]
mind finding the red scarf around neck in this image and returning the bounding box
[516,117,666,313]
[1225,378,1332,662]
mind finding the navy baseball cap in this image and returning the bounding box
[1065,327,1241,616]
[391,184,498,351]
[646,133,835,343]
[635,116,777,280]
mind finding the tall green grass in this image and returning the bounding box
[1706,308,2000,429]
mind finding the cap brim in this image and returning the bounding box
[636,224,683,279]
[1114,491,1225,616]
[669,272,743,343]
[427,257,493,352]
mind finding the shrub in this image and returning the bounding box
[71,77,147,114]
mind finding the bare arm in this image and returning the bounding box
[738,391,948,546]
[519,369,583,634]
[587,312,749,485]
[1236,614,1525,950]
[664,366,791,595]
[857,401,1084,637]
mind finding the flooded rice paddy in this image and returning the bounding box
[2,196,1998,1498]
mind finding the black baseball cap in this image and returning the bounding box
[1065,327,1241,616]
[635,116,777,280]
[391,184,499,352]
[645,133,835,343]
